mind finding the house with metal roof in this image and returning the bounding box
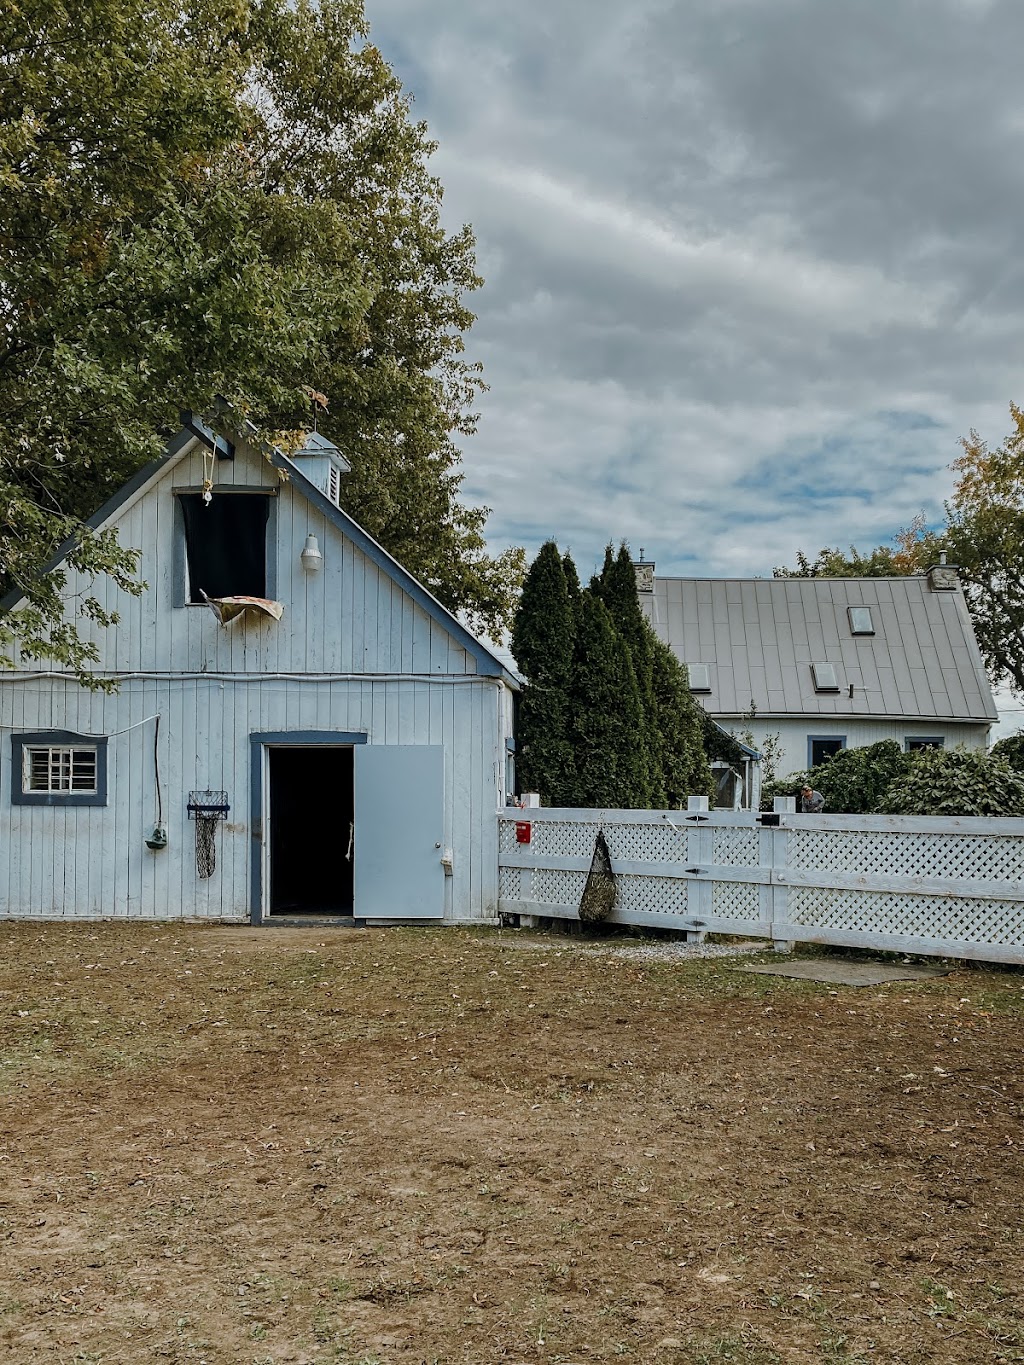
[0,418,517,923]
[637,559,998,781]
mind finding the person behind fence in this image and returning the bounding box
[799,784,825,813]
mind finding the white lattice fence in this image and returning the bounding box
[774,819,1024,962]
[497,809,1024,963]
[497,807,769,937]
[784,826,1024,881]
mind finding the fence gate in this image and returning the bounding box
[497,808,1024,964]
[498,808,775,940]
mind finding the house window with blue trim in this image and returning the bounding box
[808,735,845,768]
[12,732,108,806]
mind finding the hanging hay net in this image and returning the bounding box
[187,790,229,880]
[579,830,617,923]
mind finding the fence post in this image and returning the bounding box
[686,797,710,942]
[771,797,795,952]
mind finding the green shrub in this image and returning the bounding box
[991,732,1024,773]
[762,739,911,814]
[879,746,1024,816]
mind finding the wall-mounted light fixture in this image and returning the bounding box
[300,533,323,573]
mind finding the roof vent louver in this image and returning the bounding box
[289,431,350,508]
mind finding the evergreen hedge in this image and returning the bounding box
[510,541,712,808]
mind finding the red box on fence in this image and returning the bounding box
[515,821,532,845]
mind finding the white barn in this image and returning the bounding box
[0,420,518,923]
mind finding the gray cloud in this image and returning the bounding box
[364,0,1024,601]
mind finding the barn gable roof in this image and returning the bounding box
[3,425,518,688]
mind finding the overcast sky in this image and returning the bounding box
[364,0,1023,596]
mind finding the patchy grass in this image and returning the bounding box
[0,921,1022,1362]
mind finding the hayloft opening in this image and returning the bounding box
[180,493,270,601]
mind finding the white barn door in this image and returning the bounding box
[353,745,445,919]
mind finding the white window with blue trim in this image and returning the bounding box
[12,732,108,806]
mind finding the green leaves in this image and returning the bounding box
[511,541,710,809]
[991,732,1024,772]
[1,0,516,671]
[766,739,1024,817]
[765,739,911,815]
[878,747,1024,817]
[510,542,577,806]
[945,407,1024,695]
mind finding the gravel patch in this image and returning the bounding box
[501,933,772,963]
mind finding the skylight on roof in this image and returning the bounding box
[848,606,874,635]
[811,662,840,693]
[686,663,711,692]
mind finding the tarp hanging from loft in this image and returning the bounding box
[200,591,284,626]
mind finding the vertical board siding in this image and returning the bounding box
[0,676,504,923]
[1,438,516,924]
[10,442,479,679]
[718,717,990,775]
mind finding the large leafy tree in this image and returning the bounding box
[0,0,520,679]
[944,408,1024,695]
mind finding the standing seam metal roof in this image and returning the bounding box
[641,576,997,723]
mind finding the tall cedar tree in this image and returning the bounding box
[593,543,664,804]
[0,0,522,680]
[509,541,576,804]
[562,551,581,600]
[651,642,714,804]
[568,589,652,808]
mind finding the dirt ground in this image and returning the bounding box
[0,922,1022,1365]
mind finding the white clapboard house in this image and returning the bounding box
[0,417,518,923]
[636,560,997,781]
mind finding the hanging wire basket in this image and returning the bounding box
[187,791,229,820]
[188,791,229,879]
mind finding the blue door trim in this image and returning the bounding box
[249,730,367,925]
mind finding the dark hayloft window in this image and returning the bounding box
[180,494,270,602]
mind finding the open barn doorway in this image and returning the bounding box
[268,747,354,915]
